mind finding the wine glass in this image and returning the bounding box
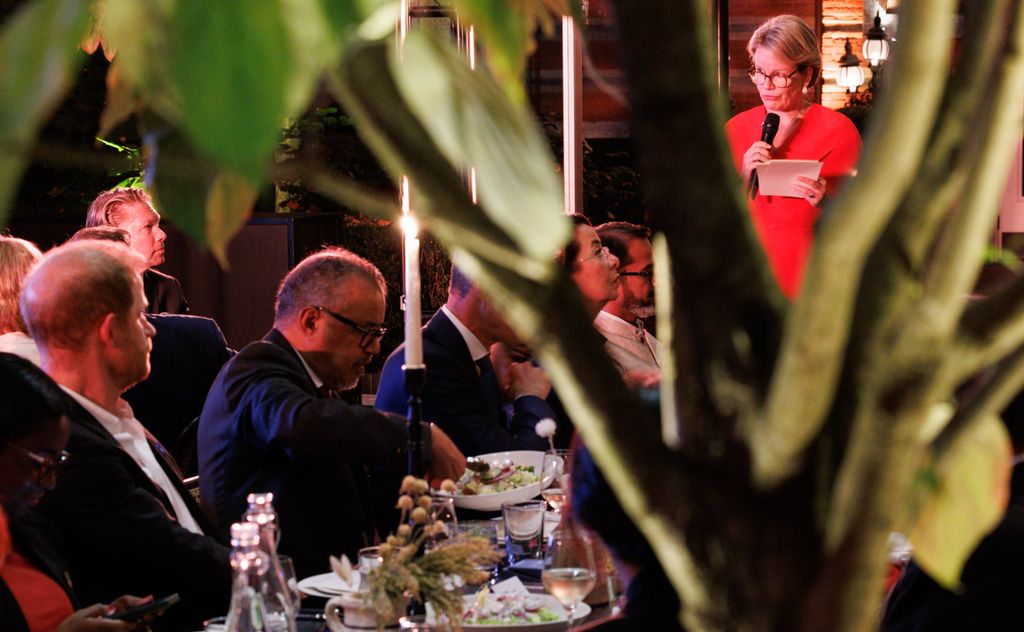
[425,495,459,552]
[542,525,597,629]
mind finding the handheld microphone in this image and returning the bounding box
[750,112,780,199]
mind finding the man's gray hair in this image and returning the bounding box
[21,242,144,351]
[85,187,153,228]
[275,247,387,322]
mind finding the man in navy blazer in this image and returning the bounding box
[376,267,554,457]
[23,241,230,631]
[124,314,233,450]
[198,248,464,578]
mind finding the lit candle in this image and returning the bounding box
[400,184,424,368]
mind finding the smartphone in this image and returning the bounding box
[104,593,180,621]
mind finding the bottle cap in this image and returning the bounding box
[230,521,260,547]
[246,492,274,506]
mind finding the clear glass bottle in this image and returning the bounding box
[224,522,283,632]
[242,493,296,631]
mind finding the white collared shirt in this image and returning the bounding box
[60,387,204,535]
[293,344,325,390]
[594,310,664,376]
[441,305,489,363]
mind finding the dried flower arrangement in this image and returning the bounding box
[332,475,503,629]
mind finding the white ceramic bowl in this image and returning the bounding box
[453,450,560,512]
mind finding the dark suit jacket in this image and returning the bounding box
[0,512,76,632]
[37,398,231,632]
[375,310,551,456]
[124,314,234,462]
[198,329,418,578]
[881,463,1024,631]
[143,268,189,314]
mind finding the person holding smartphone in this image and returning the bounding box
[0,353,155,632]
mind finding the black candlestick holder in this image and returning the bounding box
[404,365,426,477]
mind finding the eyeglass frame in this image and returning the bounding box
[314,306,388,349]
[577,246,612,265]
[747,65,806,88]
[618,270,654,281]
[3,442,70,483]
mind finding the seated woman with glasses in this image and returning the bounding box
[0,353,151,632]
[725,14,862,298]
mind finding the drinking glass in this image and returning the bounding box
[502,500,546,564]
[278,554,301,609]
[425,495,459,552]
[358,545,383,589]
[542,526,597,629]
[543,450,571,486]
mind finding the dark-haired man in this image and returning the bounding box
[198,248,464,577]
[595,222,663,379]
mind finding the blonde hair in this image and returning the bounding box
[0,236,43,333]
[747,15,821,86]
[85,187,153,228]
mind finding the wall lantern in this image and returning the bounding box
[862,12,890,67]
[837,39,865,92]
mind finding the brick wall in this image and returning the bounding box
[821,0,871,109]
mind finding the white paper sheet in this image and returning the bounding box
[756,159,823,198]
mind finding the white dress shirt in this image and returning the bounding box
[441,305,489,363]
[0,331,41,366]
[61,386,204,535]
[594,310,664,377]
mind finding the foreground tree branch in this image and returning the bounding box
[610,0,784,457]
[933,345,1024,461]
[923,1,1024,321]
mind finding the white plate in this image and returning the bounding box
[427,594,590,631]
[454,451,559,512]
[296,571,360,598]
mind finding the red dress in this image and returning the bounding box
[726,104,861,297]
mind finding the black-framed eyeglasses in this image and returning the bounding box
[577,246,611,264]
[619,270,654,281]
[3,442,70,483]
[315,306,388,349]
[747,66,804,88]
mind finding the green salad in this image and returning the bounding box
[463,591,561,625]
[458,463,539,495]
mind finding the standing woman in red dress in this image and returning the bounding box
[726,15,862,298]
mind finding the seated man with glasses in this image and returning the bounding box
[197,247,465,578]
[594,222,663,381]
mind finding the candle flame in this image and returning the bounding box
[400,214,419,238]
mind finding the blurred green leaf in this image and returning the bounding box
[206,171,258,268]
[100,0,180,120]
[0,0,90,227]
[145,128,214,248]
[909,413,1013,589]
[145,127,255,265]
[389,31,569,265]
[167,1,292,181]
